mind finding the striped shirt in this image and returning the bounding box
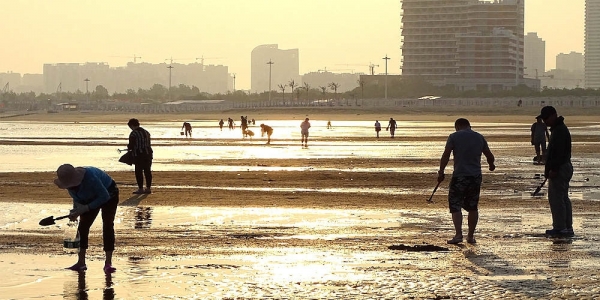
[128,127,153,157]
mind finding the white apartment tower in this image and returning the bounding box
[524,32,546,78]
[585,0,600,88]
[401,0,525,91]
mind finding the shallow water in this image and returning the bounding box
[2,119,600,298]
[2,204,600,299]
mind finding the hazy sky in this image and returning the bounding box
[1,0,585,90]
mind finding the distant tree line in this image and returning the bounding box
[2,78,600,109]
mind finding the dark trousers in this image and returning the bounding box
[134,157,153,189]
[548,162,573,230]
[78,184,119,251]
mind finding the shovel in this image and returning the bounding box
[39,214,70,226]
[531,178,547,196]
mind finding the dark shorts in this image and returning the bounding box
[448,175,482,213]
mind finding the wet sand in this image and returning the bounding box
[1,106,600,299]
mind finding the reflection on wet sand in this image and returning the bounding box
[63,270,115,300]
[134,207,153,229]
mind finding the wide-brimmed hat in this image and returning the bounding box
[54,164,86,189]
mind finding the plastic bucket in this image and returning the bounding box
[64,238,80,248]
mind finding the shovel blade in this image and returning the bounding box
[39,216,56,226]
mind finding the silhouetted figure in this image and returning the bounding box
[227,118,235,130]
[252,118,256,125]
[300,118,311,147]
[518,99,523,107]
[260,124,273,144]
[219,119,224,131]
[327,120,332,129]
[241,115,248,135]
[386,118,397,138]
[531,116,550,164]
[128,118,153,194]
[181,122,192,138]
[375,120,381,138]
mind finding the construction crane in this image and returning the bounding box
[165,57,194,64]
[109,54,142,63]
[318,68,354,73]
[335,63,379,75]
[195,56,224,65]
[2,82,9,93]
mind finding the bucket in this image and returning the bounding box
[63,220,80,251]
[63,238,80,249]
[180,131,184,135]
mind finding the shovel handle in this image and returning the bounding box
[55,214,70,221]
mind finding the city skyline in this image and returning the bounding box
[1,0,585,90]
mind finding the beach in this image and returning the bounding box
[1,105,599,299]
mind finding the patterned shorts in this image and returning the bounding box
[448,175,482,213]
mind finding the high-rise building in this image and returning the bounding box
[401,0,525,91]
[251,44,300,94]
[585,0,600,88]
[557,52,584,73]
[524,32,546,78]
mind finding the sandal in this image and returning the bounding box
[66,264,87,271]
[447,236,463,244]
[103,264,117,274]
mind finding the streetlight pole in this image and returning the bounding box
[382,55,390,100]
[167,65,174,101]
[84,78,90,102]
[232,73,236,92]
[267,59,274,103]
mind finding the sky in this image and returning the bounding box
[0,0,585,90]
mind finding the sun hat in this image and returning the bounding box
[54,164,86,189]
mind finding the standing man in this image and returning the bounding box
[219,119,225,131]
[374,120,382,138]
[538,106,573,237]
[260,123,273,145]
[386,117,397,138]
[240,116,248,136]
[127,118,153,194]
[181,122,192,138]
[300,118,311,147]
[531,117,550,164]
[54,164,119,274]
[438,118,495,244]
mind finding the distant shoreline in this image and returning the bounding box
[1,104,599,124]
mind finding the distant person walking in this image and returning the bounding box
[300,118,311,147]
[374,120,382,138]
[227,118,235,130]
[54,164,119,274]
[181,122,192,138]
[260,124,273,145]
[386,118,397,138]
[241,116,248,135]
[531,117,550,164]
[538,106,573,238]
[127,118,153,194]
[219,119,224,131]
[437,118,495,245]
[327,120,332,129]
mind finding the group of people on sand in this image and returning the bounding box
[374,118,398,138]
[436,105,572,245]
[51,105,573,275]
[55,118,153,274]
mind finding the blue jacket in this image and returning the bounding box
[67,167,115,210]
